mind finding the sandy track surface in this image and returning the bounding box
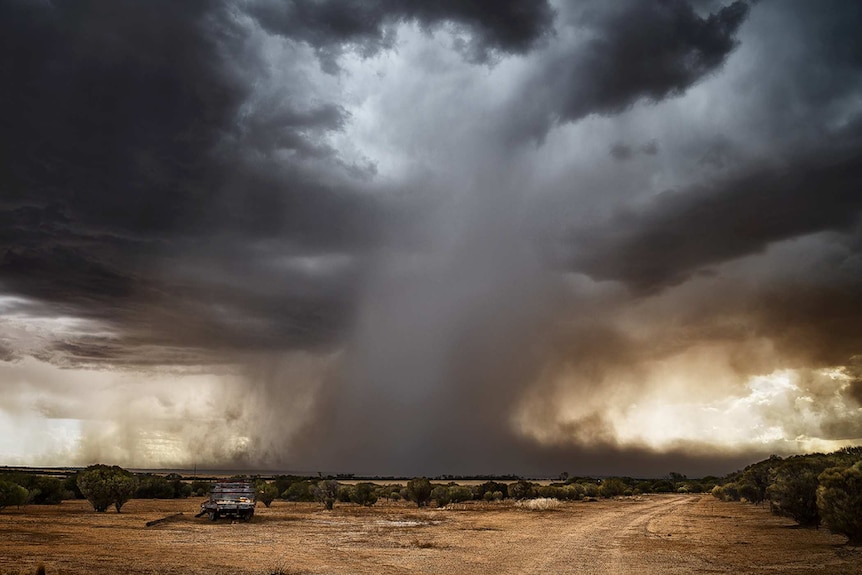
[1,494,859,575]
[494,495,694,575]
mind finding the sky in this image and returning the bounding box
[1,0,861,478]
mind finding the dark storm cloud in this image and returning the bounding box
[246,0,555,68]
[568,139,862,293]
[507,0,749,142]
[753,273,862,368]
[0,0,388,364]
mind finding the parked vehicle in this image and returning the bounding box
[197,482,256,521]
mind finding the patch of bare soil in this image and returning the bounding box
[0,495,859,575]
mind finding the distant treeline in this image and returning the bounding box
[2,448,859,544]
[0,466,718,512]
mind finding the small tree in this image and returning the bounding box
[256,482,279,508]
[406,478,432,507]
[313,480,339,510]
[109,471,138,512]
[817,462,862,545]
[77,464,138,513]
[0,480,29,512]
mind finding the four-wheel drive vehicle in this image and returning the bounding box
[198,482,256,521]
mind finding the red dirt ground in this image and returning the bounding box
[1,494,859,575]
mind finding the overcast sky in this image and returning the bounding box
[1,0,861,477]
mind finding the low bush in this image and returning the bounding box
[599,478,627,498]
[350,482,379,507]
[282,480,314,502]
[431,485,450,507]
[507,480,535,500]
[190,480,212,497]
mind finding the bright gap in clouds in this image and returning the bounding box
[516,366,862,456]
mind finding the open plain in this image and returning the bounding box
[1,494,859,575]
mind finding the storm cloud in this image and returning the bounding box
[1,0,861,477]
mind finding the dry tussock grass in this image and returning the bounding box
[514,497,562,511]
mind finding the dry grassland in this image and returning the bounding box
[1,494,860,575]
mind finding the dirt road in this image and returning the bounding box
[495,495,696,575]
[1,495,859,575]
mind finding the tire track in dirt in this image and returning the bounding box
[513,495,693,575]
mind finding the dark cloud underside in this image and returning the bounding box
[569,140,862,292]
[247,0,555,66]
[508,0,749,142]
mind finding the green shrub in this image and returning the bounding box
[24,476,66,504]
[350,482,379,507]
[190,480,211,497]
[135,474,176,499]
[337,485,353,503]
[380,484,403,500]
[448,485,473,503]
[283,480,314,502]
[561,484,585,500]
[767,457,832,527]
[406,478,432,508]
[63,472,84,499]
[507,480,535,500]
[817,462,862,545]
[736,455,783,504]
[431,485,450,507]
[650,479,675,493]
[166,473,192,498]
[581,482,599,498]
[476,481,508,500]
[598,478,627,498]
